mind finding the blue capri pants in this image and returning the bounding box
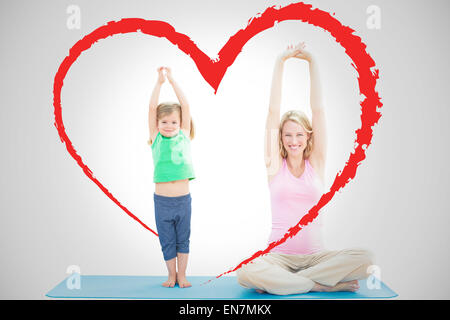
[154,193,191,261]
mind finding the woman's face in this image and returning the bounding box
[281,120,309,157]
[157,111,181,137]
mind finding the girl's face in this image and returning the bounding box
[281,120,309,157]
[157,111,181,137]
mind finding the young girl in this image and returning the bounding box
[148,66,195,288]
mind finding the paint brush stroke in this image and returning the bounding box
[205,4,382,282]
[53,1,382,281]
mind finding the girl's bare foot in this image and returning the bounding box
[176,273,192,288]
[312,280,360,293]
[163,258,177,287]
[162,275,176,288]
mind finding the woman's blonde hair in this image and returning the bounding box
[279,110,313,159]
[148,102,195,145]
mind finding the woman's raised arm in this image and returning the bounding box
[294,45,327,178]
[264,56,283,176]
[265,45,305,177]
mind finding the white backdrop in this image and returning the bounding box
[1,0,449,299]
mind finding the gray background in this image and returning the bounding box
[1,0,449,299]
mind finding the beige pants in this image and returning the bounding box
[236,247,374,295]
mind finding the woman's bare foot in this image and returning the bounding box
[176,273,192,288]
[312,280,360,293]
[331,280,360,292]
[162,274,176,288]
[255,289,265,294]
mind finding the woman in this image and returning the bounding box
[236,42,375,295]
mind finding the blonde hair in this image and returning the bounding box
[279,110,313,159]
[148,102,195,145]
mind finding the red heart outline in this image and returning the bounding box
[53,2,382,280]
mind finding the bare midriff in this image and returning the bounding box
[155,179,190,197]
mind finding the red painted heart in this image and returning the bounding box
[53,2,382,280]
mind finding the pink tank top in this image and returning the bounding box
[268,158,325,255]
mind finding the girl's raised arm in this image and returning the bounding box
[165,67,191,135]
[148,67,165,145]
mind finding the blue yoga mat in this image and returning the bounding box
[46,275,397,299]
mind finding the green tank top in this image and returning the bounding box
[151,130,195,183]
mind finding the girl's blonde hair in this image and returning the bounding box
[279,110,313,159]
[148,102,195,145]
